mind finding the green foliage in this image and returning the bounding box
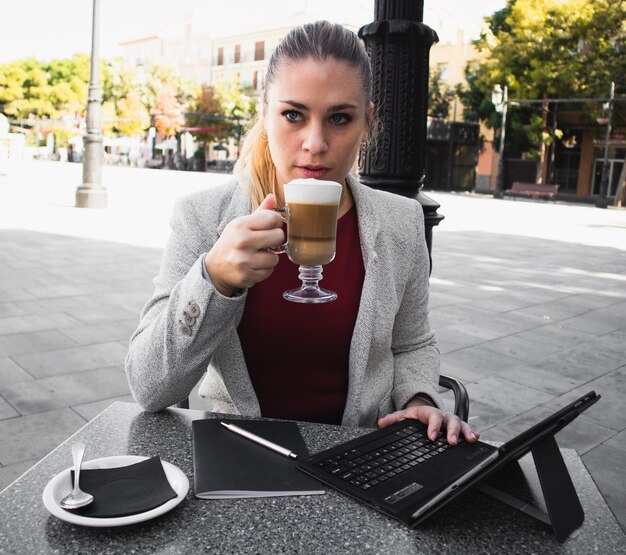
[187,84,225,145]
[0,55,91,122]
[0,54,258,145]
[115,89,150,136]
[428,69,451,119]
[213,79,257,120]
[458,0,626,156]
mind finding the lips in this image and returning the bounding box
[298,165,330,179]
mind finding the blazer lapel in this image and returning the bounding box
[343,175,382,426]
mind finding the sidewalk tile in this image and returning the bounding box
[0,312,82,336]
[0,408,87,466]
[515,297,595,322]
[502,364,584,396]
[441,345,524,381]
[536,348,623,384]
[71,395,135,421]
[0,302,28,318]
[0,288,37,303]
[0,366,130,416]
[64,304,138,325]
[0,396,19,420]
[548,368,626,431]
[57,319,138,346]
[0,330,79,359]
[15,295,95,315]
[466,376,555,415]
[0,358,33,386]
[10,342,128,378]
[582,444,626,530]
[557,306,626,335]
[514,324,597,350]
[23,283,90,299]
[463,399,513,432]
[435,326,488,354]
[604,429,626,453]
[481,334,564,364]
[492,402,614,454]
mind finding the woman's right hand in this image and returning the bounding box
[204,194,285,297]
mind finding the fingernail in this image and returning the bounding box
[451,434,457,444]
[430,431,437,441]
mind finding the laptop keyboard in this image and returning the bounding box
[314,424,459,491]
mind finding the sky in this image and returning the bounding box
[0,0,506,64]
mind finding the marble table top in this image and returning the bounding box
[0,402,624,554]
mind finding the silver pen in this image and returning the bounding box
[220,422,298,459]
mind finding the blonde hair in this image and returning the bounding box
[234,20,373,210]
[234,119,279,210]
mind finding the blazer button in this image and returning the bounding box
[180,324,192,336]
[184,313,196,326]
[187,303,201,318]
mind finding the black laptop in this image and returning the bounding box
[296,391,600,528]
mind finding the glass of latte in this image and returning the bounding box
[277,178,342,303]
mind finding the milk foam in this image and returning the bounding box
[283,179,342,204]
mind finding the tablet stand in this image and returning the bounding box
[479,434,584,543]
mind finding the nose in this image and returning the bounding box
[302,121,328,155]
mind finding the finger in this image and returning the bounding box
[426,411,445,442]
[257,193,277,211]
[460,421,479,443]
[377,411,406,429]
[445,414,462,446]
[248,209,285,231]
[250,249,281,271]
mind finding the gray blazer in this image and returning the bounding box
[125,174,441,427]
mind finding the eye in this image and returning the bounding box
[282,110,303,122]
[330,113,352,125]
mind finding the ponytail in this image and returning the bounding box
[234,119,278,211]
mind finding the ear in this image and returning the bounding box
[368,102,374,121]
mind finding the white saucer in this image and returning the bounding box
[42,455,189,527]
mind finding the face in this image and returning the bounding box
[263,57,372,201]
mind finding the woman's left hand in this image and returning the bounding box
[377,399,479,446]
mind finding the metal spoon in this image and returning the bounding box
[59,442,94,509]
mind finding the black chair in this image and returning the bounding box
[175,374,469,421]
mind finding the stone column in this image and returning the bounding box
[358,0,443,263]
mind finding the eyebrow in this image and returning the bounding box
[279,100,358,112]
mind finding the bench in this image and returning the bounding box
[504,182,559,201]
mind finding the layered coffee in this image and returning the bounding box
[287,202,339,266]
[283,179,342,267]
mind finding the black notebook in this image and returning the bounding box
[192,419,325,499]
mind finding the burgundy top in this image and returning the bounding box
[237,205,365,424]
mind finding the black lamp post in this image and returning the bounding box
[358,0,443,263]
[596,82,615,209]
[76,0,107,208]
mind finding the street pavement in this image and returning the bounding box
[1,160,625,532]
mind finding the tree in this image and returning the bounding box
[152,85,183,138]
[428,69,451,119]
[458,0,626,160]
[187,85,225,143]
[212,79,257,153]
[115,89,150,136]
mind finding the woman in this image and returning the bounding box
[125,21,477,446]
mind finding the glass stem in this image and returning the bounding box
[298,265,323,288]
